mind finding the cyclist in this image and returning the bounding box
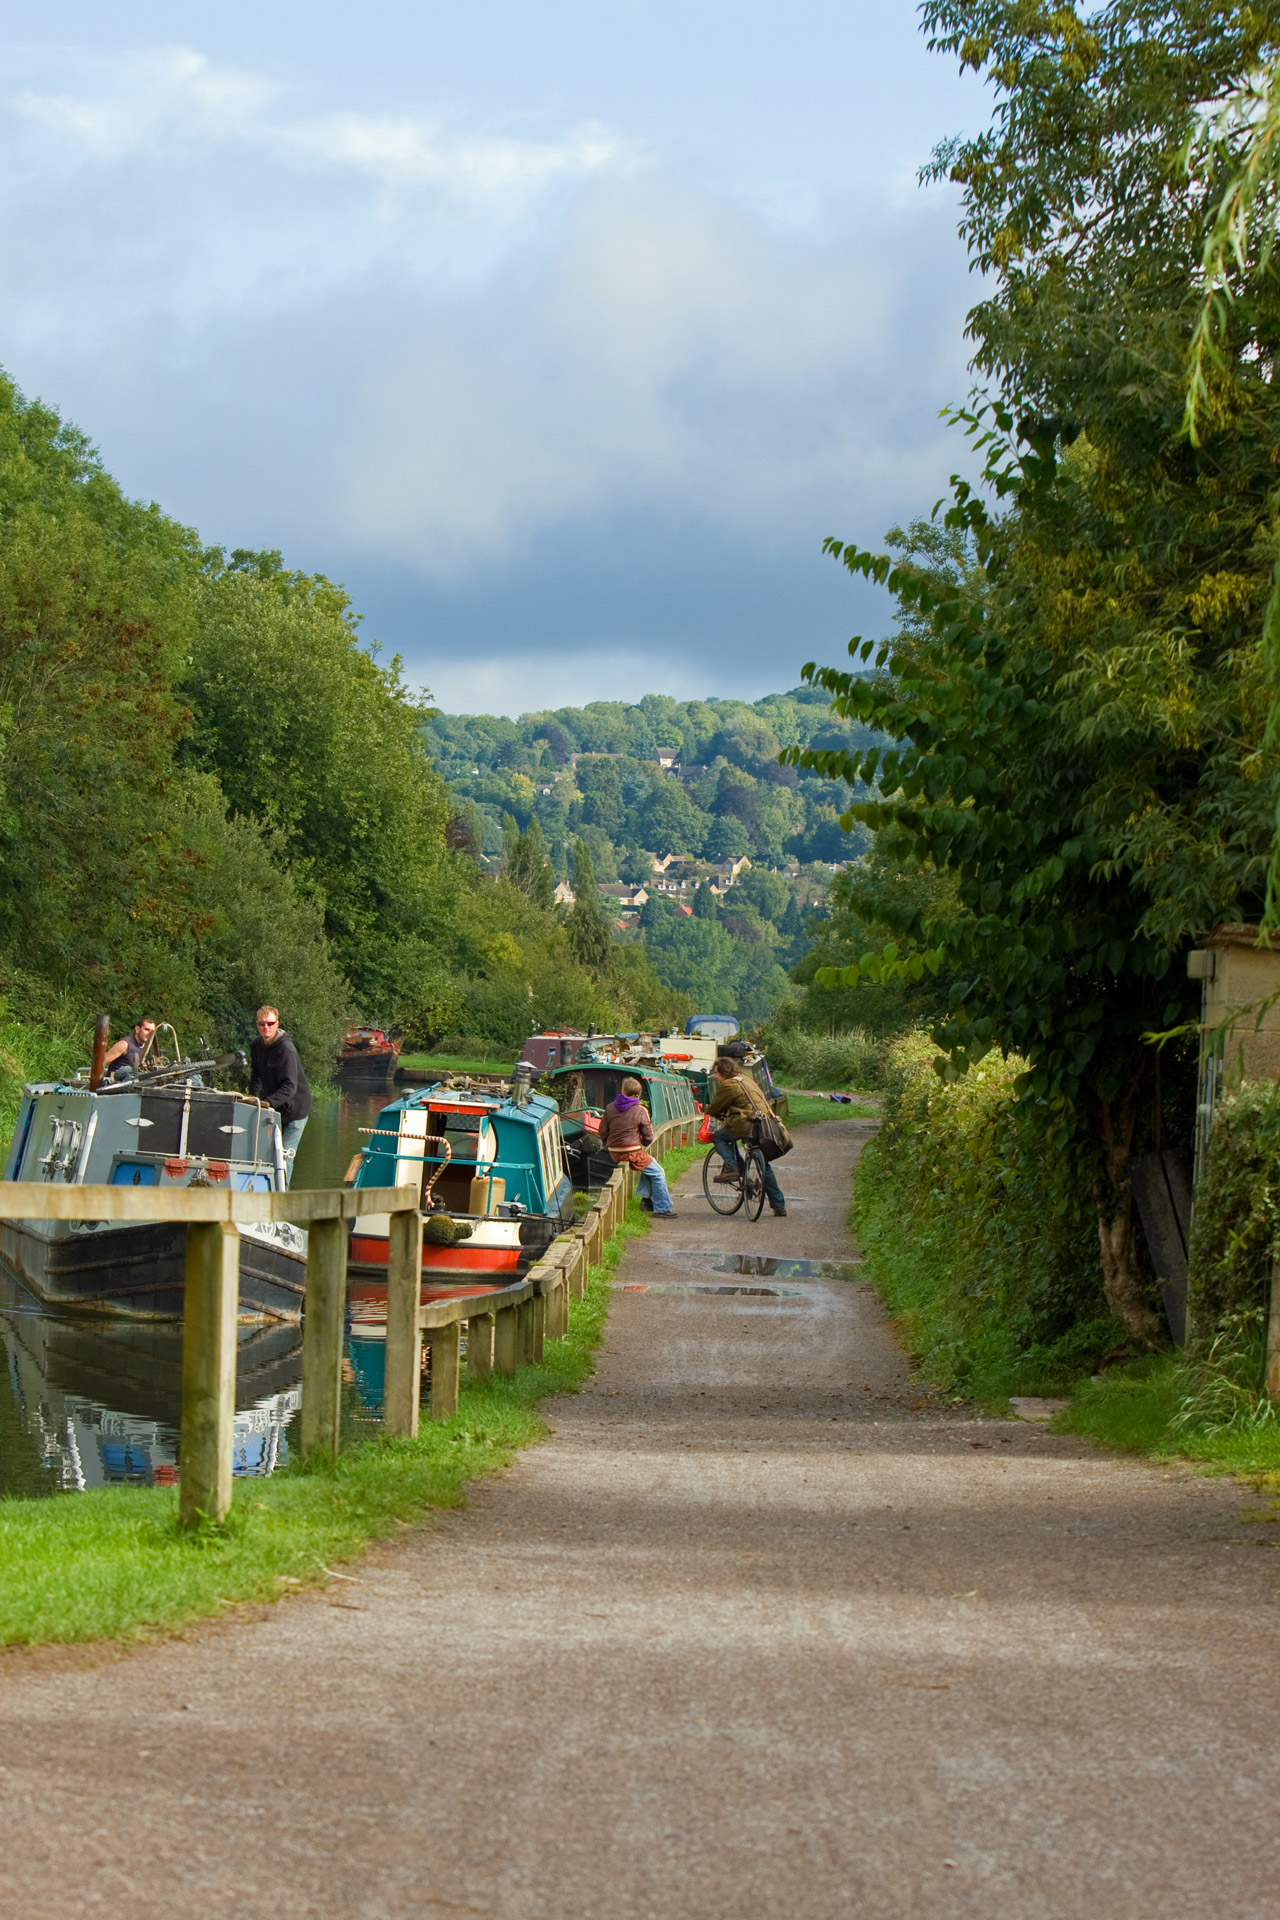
[707,1055,787,1218]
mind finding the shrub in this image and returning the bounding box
[755,1022,887,1090]
[1187,1080,1280,1339]
[854,1032,1117,1404]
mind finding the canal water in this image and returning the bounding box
[1,1092,395,1499]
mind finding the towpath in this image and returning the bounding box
[3,1121,1280,1918]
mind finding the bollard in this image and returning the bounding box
[530,1286,546,1362]
[494,1302,519,1376]
[384,1205,424,1439]
[468,1310,494,1382]
[300,1215,348,1461]
[428,1321,461,1420]
[179,1220,240,1528]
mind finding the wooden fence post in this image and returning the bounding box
[384,1205,424,1439]
[428,1323,461,1420]
[530,1286,546,1362]
[179,1220,240,1529]
[300,1215,348,1460]
[468,1311,494,1382]
[517,1296,535,1365]
[494,1303,519,1376]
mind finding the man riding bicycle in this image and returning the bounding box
[707,1055,787,1218]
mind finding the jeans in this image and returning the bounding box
[637,1160,674,1215]
[281,1116,308,1187]
[713,1128,785,1212]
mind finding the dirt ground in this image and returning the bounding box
[3,1120,1279,1919]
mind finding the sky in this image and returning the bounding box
[0,2,989,714]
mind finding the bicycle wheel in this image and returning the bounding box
[702,1145,744,1215]
[741,1147,767,1221]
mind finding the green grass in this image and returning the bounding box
[785,1092,878,1126]
[397,1051,508,1076]
[0,1180,670,1650]
[1056,1356,1280,1474]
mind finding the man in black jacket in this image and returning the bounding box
[248,1005,312,1186]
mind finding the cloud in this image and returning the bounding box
[0,40,977,710]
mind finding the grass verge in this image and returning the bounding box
[397,1051,507,1076]
[1056,1356,1280,1474]
[785,1092,878,1127]
[853,1142,1125,1413]
[0,1187,662,1651]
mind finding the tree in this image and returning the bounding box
[704,816,751,861]
[789,3,1280,1341]
[502,814,554,910]
[576,756,626,837]
[183,562,457,1009]
[692,880,719,921]
[619,845,656,885]
[638,778,706,857]
[564,839,612,971]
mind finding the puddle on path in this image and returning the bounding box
[635,1253,865,1283]
[712,1255,865,1280]
[617,1283,807,1298]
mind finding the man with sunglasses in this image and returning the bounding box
[248,1005,312,1185]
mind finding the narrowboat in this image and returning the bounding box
[545,1059,699,1189]
[344,1069,575,1295]
[1,1033,307,1321]
[652,1030,788,1119]
[336,1026,400,1092]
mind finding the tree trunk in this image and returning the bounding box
[1094,1092,1165,1347]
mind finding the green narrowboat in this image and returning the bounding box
[546,1060,699,1190]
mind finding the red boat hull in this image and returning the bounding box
[349,1234,521,1276]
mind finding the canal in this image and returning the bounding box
[1,1092,393,1500]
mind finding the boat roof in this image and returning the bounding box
[545,1060,687,1086]
[377,1085,560,1127]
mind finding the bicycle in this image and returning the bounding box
[701,1137,768,1220]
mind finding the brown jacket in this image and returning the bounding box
[598,1098,654,1154]
[708,1071,769,1140]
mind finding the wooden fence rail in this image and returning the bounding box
[0,1114,696,1528]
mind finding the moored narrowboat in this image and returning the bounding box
[545,1059,699,1189]
[1,1044,307,1321]
[336,1026,400,1091]
[344,1073,575,1297]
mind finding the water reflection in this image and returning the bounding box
[291,1091,390,1192]
[1,1094,402,1499]
[1,1270,305,1498]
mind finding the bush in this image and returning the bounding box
[854,1033,1117,1405]
[754,1020,887,1090]
[1187,1080,1280,1339]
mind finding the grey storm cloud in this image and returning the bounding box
[0,43,979,711]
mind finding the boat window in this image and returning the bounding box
[109,1162,158,1186]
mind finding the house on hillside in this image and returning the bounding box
[552,880,575,906]
[599,882,648,909]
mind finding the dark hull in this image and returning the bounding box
[0,1219,307,1323]
[336,1052,399,1091]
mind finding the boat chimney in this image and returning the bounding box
[511,1061,533,1107]
[89,1014,110,1091]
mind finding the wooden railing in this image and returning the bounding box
[0,1113,695,1528]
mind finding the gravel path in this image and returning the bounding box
[3,1120,1279,1918]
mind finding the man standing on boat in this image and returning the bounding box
[102,1016,157,1081]
[598,1076,677,1217]
[249,1006,312,1185]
